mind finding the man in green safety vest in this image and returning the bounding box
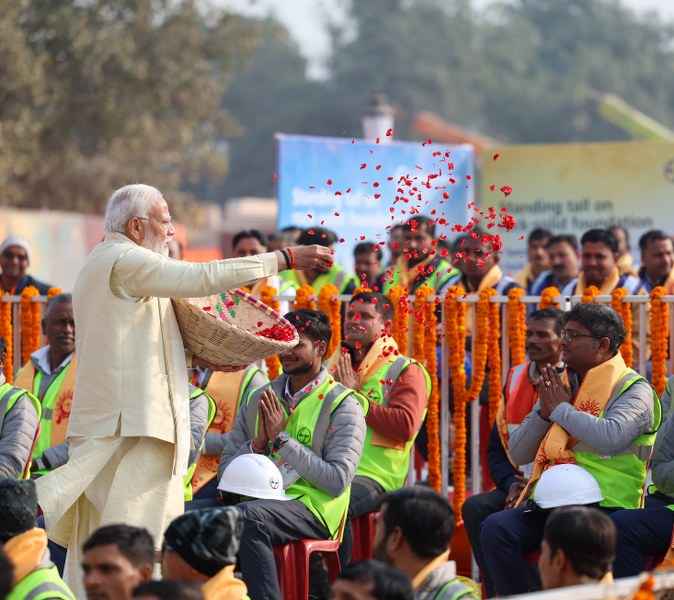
[281,227,359,296]
[373,486,479,600]
[217,309,366,600]
[14,293,75,475]
[0,336,41,479]
[481,302,661,596]
[1,478,74,599]
[327,291,430,565]
[383,216,459,295]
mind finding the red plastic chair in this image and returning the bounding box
[350,511,378,563]
[273,514,346,600]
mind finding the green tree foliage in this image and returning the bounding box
[325,0,482,139]
[191,17,322,201]
[478,0,674,142]
[0,0,259,214]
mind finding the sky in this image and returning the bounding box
[225,0,674,78]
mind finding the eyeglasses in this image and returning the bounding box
[1,251,28,262]
[560,329,599,342]
[135,216,173,229]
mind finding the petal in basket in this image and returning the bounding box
[171,289,299,368]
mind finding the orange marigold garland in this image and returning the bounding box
[581,285,601,303]
[468,288,491,402]
[0,293,13,382]
[611,287,633,367]
[507,288,526,366]
[414,285,441,492]
[444,286,467,517]
[20,286,41,365]
[387,285,409,353]
[650,286,669,397]
[412,287,428,365]
[260,286,282,380]
[538,286,561,309]
[487,289,502,427]
[47,287,63,301]
[351,286,372,296]
[318,284,341,356]
[293,284,315,310]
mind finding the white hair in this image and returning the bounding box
[103,184,164,233]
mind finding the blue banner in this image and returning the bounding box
[277,134,474,271]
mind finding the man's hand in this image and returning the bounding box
[290,244,334,272]
[538,364,572,420]
[333,353,360,391]
[193,356,246,373]
[259,389,288,442]
[252,389,274,452]
[504,473,528,510]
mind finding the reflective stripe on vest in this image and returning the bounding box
[356,357,430,491]
[573,370,662,508]
[433,579,477,600]
[7,565,75,600]
[184,388,218,500]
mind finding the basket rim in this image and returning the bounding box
[172,288,298,348]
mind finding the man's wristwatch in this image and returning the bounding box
[273,432,290,452]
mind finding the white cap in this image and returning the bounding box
[532,463,603,509]
[0,236,31,262]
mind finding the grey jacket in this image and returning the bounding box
[217,368,366,498]
[651,404,674,496]
[0,379,40,478]
[509,374,656,466]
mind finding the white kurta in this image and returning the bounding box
[35,232,280,595]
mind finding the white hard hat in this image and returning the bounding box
[532,464,603,509]
[218,454,292,501]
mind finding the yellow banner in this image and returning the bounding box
[481,141,674,276]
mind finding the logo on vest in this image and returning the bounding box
[296,427,312,445]
[269,477,280,490]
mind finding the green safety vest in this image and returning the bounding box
[284,265,358,295]
[24,365,70,464]
[251,376,363,539]
[356,357,430,491]
[0,382,42,479]
[8,565,75,600]
[433,578,480,600]
[383,258,459,294]
[184,388,217,501]
[572,369,661,508]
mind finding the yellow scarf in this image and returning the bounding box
[326,336,403,449]
[664,268,674,295]
[4,528,48,585]
[515,263,534,289]
[454,265,504,334]
[392,254,436,290]
[202,565,249,600]
[573,267,620,295]
[326,335,399,389]
[516,352,628,507]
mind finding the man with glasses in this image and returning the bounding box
[0,236,52,295]
[480,303,660,596]
[35,183,334,596]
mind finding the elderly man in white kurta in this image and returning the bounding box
[35,184,332,595]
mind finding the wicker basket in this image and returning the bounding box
[172,289,298,367]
